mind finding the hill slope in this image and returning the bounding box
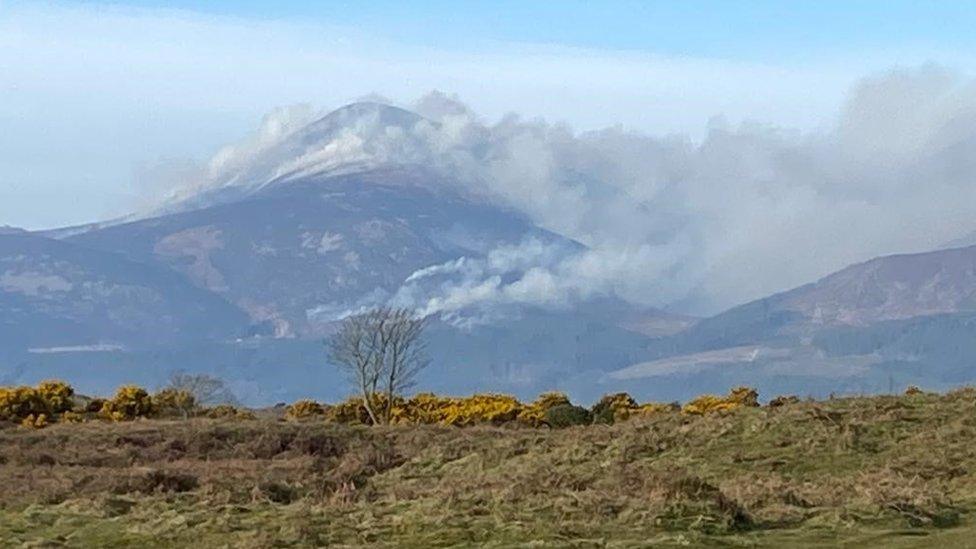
[608,244,976,400]
[67,167,576,338]
[0,233,249,350]
[2,390,974,547]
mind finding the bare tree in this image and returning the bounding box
[328,307,429,425]
[165,372,239,406]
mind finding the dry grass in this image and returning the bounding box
[3,389,976,547]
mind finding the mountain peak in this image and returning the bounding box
[207,102,434,198]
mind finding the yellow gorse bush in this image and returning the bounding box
[589,392,676,423]
[101,385,154,421]
[324,397,373,424]
[36,380,74,414]
[0,386,43,420]
[331,393,535,426]
[286,399,325,420]
[592,392,638,423]
[153,388,196,417]
[433,393,522,426]
[61,411,85,423]
[389,392,441,424]
[326,393,524,426]
[682,386,759,415]
[0,380,77,426]
[20,413,48,429]
[205,404,256,420]
[323,391,681,427]
[517,392,572,427]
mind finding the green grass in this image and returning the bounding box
[3,389,976,547]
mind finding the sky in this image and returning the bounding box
[2,0,976,230]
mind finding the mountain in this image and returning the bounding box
[0,232,249,350]
[66,166,577,338]
[660,243,976,351]
[167,102,433,212]
[606,244,976,400]
[1,103,688,403]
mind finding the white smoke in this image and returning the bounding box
[182,65,976,316]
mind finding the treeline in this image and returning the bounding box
[0,380,787,429]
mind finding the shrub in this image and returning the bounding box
[153,388,197,418]
[728,386,759,407]
[286,399,325,420]
[20,413,49,429]
[35,380,74,414]
[905,385,924,396]
[0,386,44,421]
[439,393,522,426]
[85,398,106,413]
[591,393,639,424]
[101,385,154,421]
[683,386,760,415]
[390,392,445,424]
[544,404,591,428]
[0,381,77,424]
[388,393,523,426]
[325,397,372,424]
[61,411,85,423]
[518,392,571,426]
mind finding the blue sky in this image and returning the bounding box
[69,0,976,61]
[2,1,976,229]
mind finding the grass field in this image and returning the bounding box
[4,389,976,547]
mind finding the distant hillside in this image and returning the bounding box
[67,167,575,338]
[646,243,976,352]
[0,232,249,349]
[608,244,976,400]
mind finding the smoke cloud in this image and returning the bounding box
[176,64,976,316]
